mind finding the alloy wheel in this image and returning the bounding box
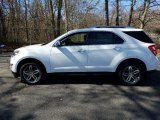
[121,66,141,85]
[22,64,42,84]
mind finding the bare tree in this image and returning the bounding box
[57,0,63,37]
[115,0,119,26]
[1,0,159,47]
[127,0,136,26]
[139,0,150,29]
[105,0,109,26]
[0,0,6,42]
[8,0,17,45]
[63,0,69,32]
[48,0,56,37]
[138,0,160,29]
[24,0,29,41]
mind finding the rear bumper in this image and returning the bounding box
[146,56,159,71]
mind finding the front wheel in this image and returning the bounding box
[20,63,44,84]
[118,64,145,85]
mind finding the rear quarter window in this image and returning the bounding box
[123,31,153,43]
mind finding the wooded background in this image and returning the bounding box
[0,0,160,48]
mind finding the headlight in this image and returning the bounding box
[12,50,20,56]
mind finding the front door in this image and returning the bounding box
[50,32,88,72]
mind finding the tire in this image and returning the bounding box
[19,63,45,84]
[118,63,145,85]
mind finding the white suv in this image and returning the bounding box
[10,26,159,85]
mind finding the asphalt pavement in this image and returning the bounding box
[0,54,160,120]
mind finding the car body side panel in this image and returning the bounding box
[10,45,51,73]
[87,44,123,72]
[112,44,159,72]
[50,46,88,72]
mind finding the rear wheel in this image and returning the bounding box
[118,63,145,85]
[20,63,44,84]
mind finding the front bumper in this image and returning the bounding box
[10,56,19,78]
[10,55,18,73]
[11,71,19,78]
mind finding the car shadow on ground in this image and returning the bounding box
[41,70,160,87]
[45,74,119,85]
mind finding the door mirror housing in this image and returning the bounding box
[54,41,61,47]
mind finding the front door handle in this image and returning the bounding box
[78,49,86,53]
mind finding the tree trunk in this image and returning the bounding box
[105,0,109,26]
[63,0,69,32]
[9,0,16,47]
[24,0,29,42]
[48,0,56,38]
[0,0,6,42]
[140,0,150,29]
[115,0,119,26]
[15,0,21,45]
[57,0,63,37]
[127,0,136,26]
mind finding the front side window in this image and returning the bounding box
[61,33,88,46]
[87,32,124,45]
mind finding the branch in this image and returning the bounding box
[144,17,160,26]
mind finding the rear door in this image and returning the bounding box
[87,31,124,72]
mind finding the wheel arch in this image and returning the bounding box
[116,58,147,73]
[17,58,47,76]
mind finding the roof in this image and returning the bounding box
[69,27,143,33]
[89,26,134,28]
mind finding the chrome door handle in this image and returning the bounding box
[78,49,86,53]
[114,47,122,51]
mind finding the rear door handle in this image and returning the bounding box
[114,47,122,51]
[78,49,86,53]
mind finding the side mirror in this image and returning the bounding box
[54,41,61,47]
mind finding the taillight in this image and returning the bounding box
[148,45,157,56]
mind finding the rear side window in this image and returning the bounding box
[123,31,153,43]
[87,32,124,45]
[88,32,113,44]
[114,34,124,44]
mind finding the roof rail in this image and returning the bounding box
[90,26,134,28]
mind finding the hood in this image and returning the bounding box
[13,44,43,53]
[17,44,42,50]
